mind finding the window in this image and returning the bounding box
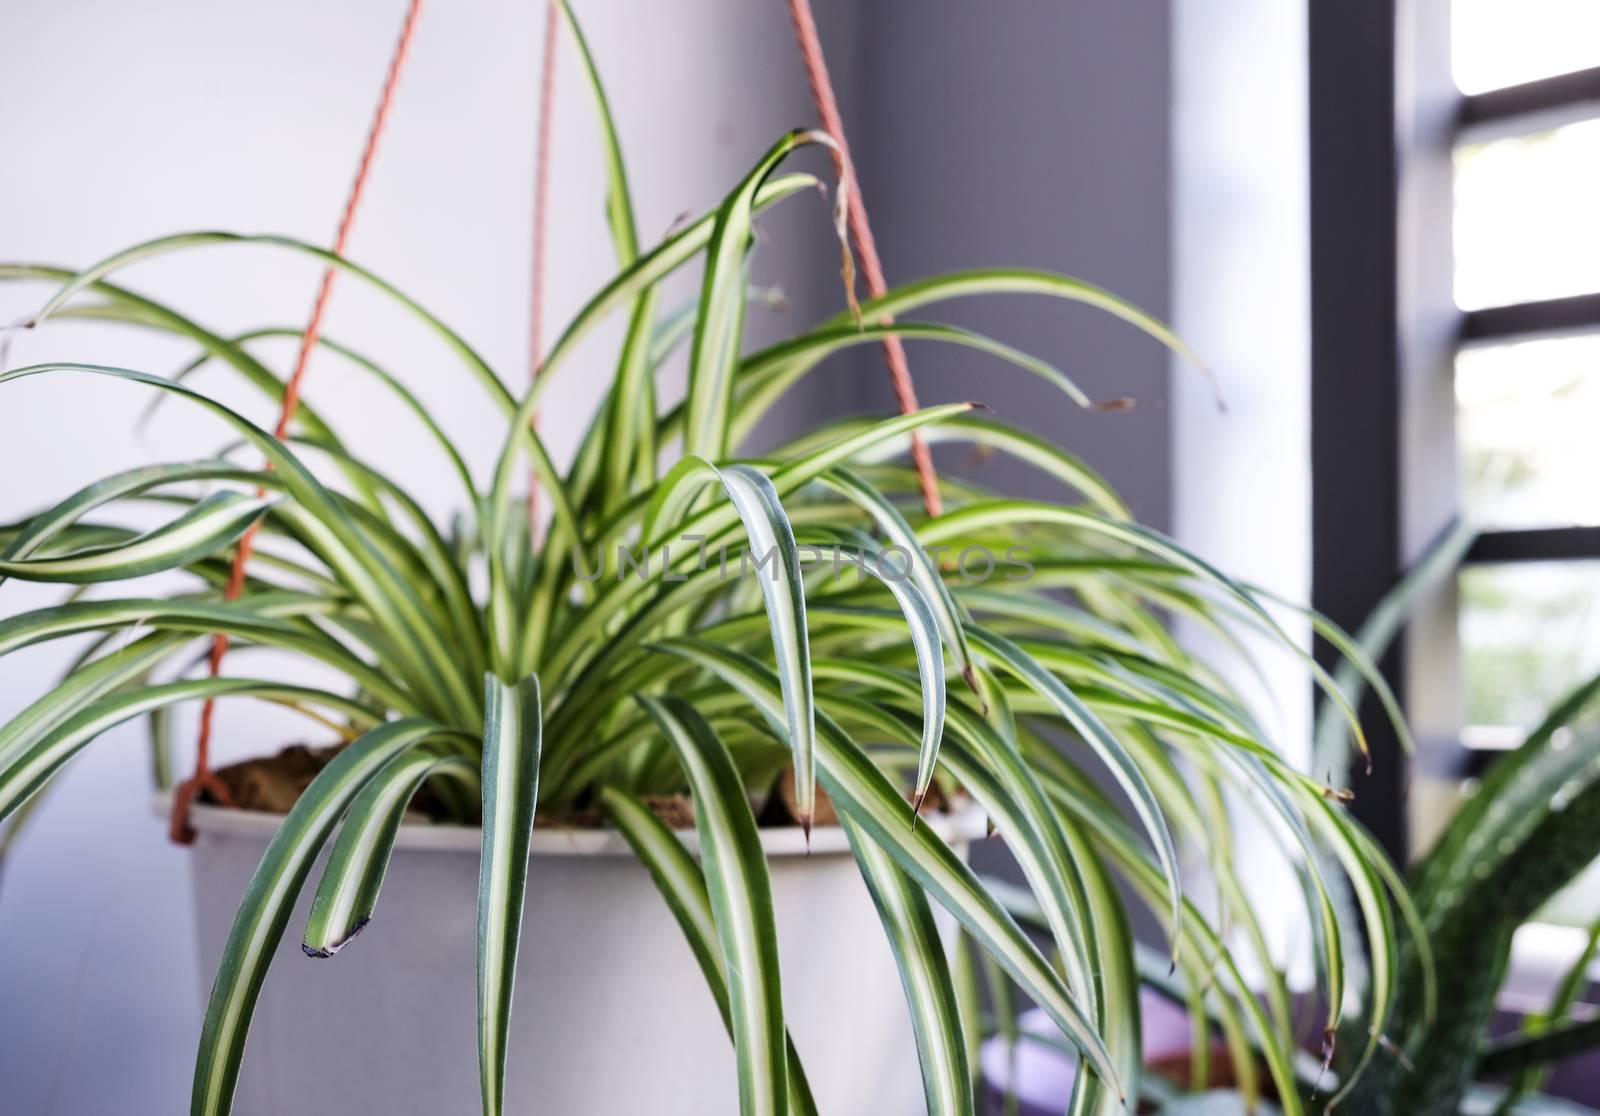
[1451,9,1600,791]
[1310,2,1600,874]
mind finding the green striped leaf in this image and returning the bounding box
[836,268,1204,379]
[636,696,787,1116]
[816,679,1101,1036]
[0,596,415,715]
[0,632,186,767]
[27,232,519,415]
[773,412,1130,519]
[1024,763,1310,1115]
[919,499,1369,761]
[476,674,543,1116]
[556,0,662,512]
[684,130,831,461]
[0,491,273,583]
[0,459,251,567]
[513,171,819,420]
[541,403,975,688]
[597,786,818,1116]
[302,746,479,956]
[820,467,973,680]
[842,812,975,1116]
[822,544,948,812]
[191,719,461,1116]
[0,363,480,726]
[648,638,1123,1100]
[968,626,1182,949]
[0,677,381,825]
[727,321,1103,450]
[644,459,817,830]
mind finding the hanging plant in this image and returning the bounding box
[0,2,1423,1115]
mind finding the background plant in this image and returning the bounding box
[1294,525,1600,1116]
[0,5,1417,1115]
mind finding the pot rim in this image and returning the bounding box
[153,791,989,859]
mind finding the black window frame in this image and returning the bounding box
[1312,0,1600,859]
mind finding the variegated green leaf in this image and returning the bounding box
[821,545,948,812]
[597,786,818,1116]
[842,812,974,1116]
[0,491,273,584]
[0,632,186,767]
[820,467,973,680]
[644,458,817,830]
[302,745,479,956]
[0,362,480,725]
[685,130,831,461]
[476,674,543,1116]
[0,459,251,567]
[636,696,787,1116]
[0,677,381,825]
[191,719,463,1116]
[648,638,1123,1100]
[727,320,1103,451]
[969,626,1182,950]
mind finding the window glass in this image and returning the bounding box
[1455,120,1600,310]
[1459,561,1600,735]
[1457,335,1600,529]
[1454,0,1600,94]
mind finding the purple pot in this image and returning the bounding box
[979,989,1193,1113]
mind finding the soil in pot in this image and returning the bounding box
[208,740,950,829]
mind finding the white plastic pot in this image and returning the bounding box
[175,798,986,1115]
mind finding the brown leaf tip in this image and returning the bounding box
[1090,396,1139,413]
[302,917,370,959]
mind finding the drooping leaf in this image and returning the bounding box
[0,491,274,584]
[597,786,818,1116]
[636,696,788,1116]
[476,674,543,1116]
[649,638,1124,1100]
[191,719,465,1116]
[842,811,975,1116]
[303,745,479,956]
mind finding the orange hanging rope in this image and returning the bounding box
[528,1,559,384]
[525,0,560,536]
[784,0,942,519]
[170,0,426,844]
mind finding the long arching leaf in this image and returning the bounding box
[648,638,1123,1101]
[637,696,788,1116]
[644,459,816,829]
[597,786,819,1116]
[191,719,463,1116]
[476,674,543,1116]
[0,492,273,583]
[303,746,479,956]
[842,812,975,1116]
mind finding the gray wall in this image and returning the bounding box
[822,1,1175,912]
[839,0,1173,529]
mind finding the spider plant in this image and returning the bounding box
[0,5,1416,1115]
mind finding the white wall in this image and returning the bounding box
[0,1,854,1109]
[1171,0,1315,978]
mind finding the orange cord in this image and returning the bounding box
[171,0,426,844]
[784,0,942,519]
[525,0,560,538]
